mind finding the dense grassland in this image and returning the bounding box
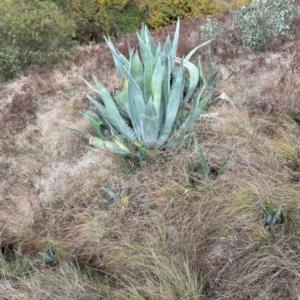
[1,7,300,300]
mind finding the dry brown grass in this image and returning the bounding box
[1,11,300,299]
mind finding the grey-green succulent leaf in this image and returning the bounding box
[81,112,106,139]
[151,55,165,113]
[157,61,185,146]
[261,203,283,228]
[89,136,133,157]
[185,38,215,61]
[174,57,202,105]
[144,47,154,104]
[104,37,127,82]
[141,96,160,148]
[199,147,210,179]
[171,19,180,58]
[166,84,210,149]
[86,82,136,141]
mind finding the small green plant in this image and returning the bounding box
[261,201,283,229]
[73,19,216,166]
[194,139,231,179]
[201,17,224,40]
[99,187,122,204]
[34,246,58,265]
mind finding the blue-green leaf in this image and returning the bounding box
[104,37,127,81]
[86,80,135,142]
[171,19,180,58]
[185,38,215,61]
[151,56,165,113]
[144,47,154,104]
[141,96,160,148]
[175,58,200,105]
[130,51,144,93]
[81,112,105,139]
[157,62,184,146]
[125,70,146,140]
[166,84,210,148]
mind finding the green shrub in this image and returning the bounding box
[70,0,146,42]
[109,3,147,35]
[201,17,225,40]
[0,0,77,81]
[235,0,299,52]
[201,0,300,52]
[143,0,219,30]
[142,0,250,30]
[73,20,216,166]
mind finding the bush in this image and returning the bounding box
[0,0,77,81]
[70,0,146,42]
[201,17,225,40]
[235,0,299,52]
[142,0,250,30]
[201,0,300,52]
[143,0,218,29]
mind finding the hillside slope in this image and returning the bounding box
[1,14,300,299]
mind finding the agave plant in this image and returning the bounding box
[73,19,216,164]
[261,202,283,229]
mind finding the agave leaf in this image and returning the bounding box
[166,131,192,149]
[86,79,136,142]
[118,52,130,69]
[89,136,132,157]
[157,62,184,146]
[87,92,136,140]
[182,85,210,131]
[126,69,146,140]
[68,128,90,140]
[275,205,282,220]
[34,246,57,265]
[199,147,210,179]
[171,19,180,58]
[151,56,165,113]
[154,43,161,67]
[141,96,160,148]
[174,57,200,105]
[194,139,210,178]
[102,187,120,202]
[268,205,282,227]
[83,78,101,95]
[166,84,210,149]
[185,38,215,61]
[114,89,130,119]
[163,56,171,110]
[194,137,200,156]
[197,57,205,87]
[144,47,154,104]
[143,24,157,56]
[92,76,135,134]
[130,51,144,94]
[136,32,147,63]
[217,155,231,176]
[89,107,111,128]
[162,35,172,63]
[89,136,114,150]
[81,112,105,139]
[104,37,127,81]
